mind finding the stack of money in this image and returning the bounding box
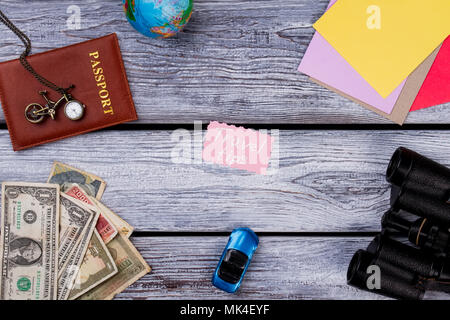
[0,162,151,300]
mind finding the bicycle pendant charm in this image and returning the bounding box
[25,89,85,124]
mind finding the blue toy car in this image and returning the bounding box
[212,228,259,293]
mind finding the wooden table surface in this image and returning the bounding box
[1,0,449,300]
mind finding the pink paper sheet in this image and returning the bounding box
[298,0,405,115]
[203,122,274,175]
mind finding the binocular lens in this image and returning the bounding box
[347,249,370,286]
[386,148,413,187]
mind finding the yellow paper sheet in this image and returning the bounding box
[313,0,450,98]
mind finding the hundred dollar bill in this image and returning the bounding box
[78,233,151,300]
[68,229,118,300]
[90,198,134,238]
[57,209,100,300]
[48,161,106,200]
[65,184,118,244]
[58,194,95,274]
[0,182,59,300]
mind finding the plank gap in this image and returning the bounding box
[1,123,447,131]
[85,123,450,131]
[131,231,381,237]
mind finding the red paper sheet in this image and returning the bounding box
[411,36,450,111]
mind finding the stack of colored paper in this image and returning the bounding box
[298,0,450,124]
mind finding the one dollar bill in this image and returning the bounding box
[0,182,59,300]
[58,194,95,274]
[57,209,100,300]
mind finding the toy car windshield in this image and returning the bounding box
[218,249,249,284]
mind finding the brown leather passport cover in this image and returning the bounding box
[0,33,137,151]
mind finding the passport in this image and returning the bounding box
[0,33,138,151]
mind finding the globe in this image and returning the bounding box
[123,0,193,38]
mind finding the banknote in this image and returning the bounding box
[65,184,118,244]
[57,209,99,300]
[0,182,59,300]
[58,194,95,274]
[78,233,151,300]
[48,161,106,200]
[90,198,134,238]
[68,229,118,300]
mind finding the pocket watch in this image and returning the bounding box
[64,100,85,121]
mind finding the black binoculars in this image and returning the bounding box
[348,147,450,300]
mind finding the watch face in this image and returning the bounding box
[64,100,85,121]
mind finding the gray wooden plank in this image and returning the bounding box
[116,236,448,300]
[1,129,449,232]
[0,0,448,124]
